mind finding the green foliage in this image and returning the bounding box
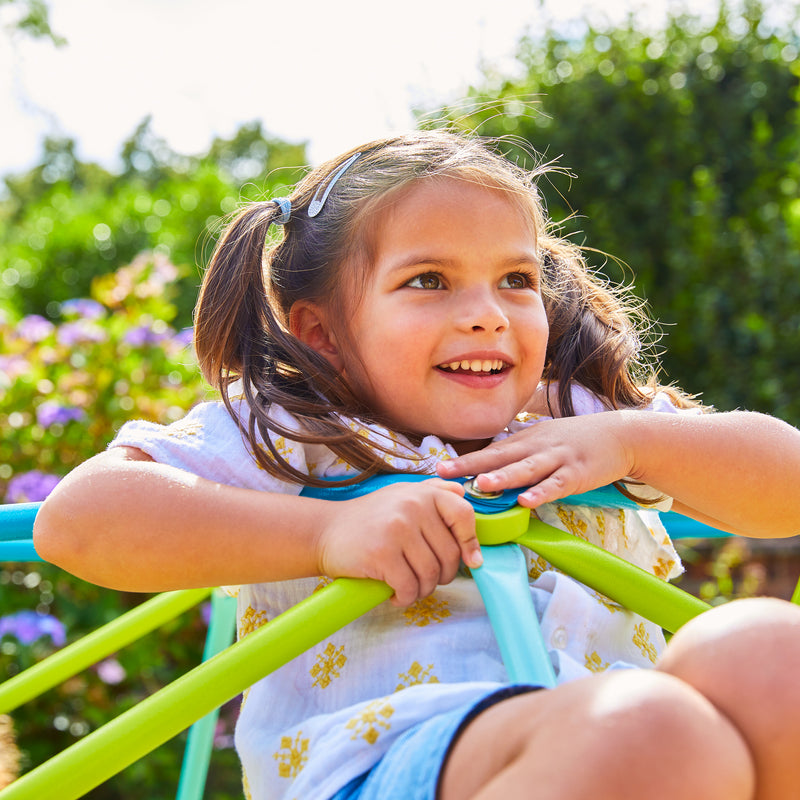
[0,0,65,45]
[435,1,800,423]
[0,119,307,327]
[0,259,243,797]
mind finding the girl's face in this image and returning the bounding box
[337,177,549,453]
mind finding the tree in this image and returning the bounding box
[0,0,64,45]
[0,122,308,326]
[438,1,800,421]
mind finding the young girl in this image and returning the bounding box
[35,130,800,800]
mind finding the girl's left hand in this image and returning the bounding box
[437,412,634,508]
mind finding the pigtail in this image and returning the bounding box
[194,198,420,486]
[194,203,281,392]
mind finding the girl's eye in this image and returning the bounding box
[407,273,443,290]
[499,272,535,290]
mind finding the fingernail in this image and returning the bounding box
[469,550,483,568]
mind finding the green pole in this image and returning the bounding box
[516,519,711,633]
[0,589,211,714]
[0,578,392,800]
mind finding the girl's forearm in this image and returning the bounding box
[623,410,800,538]
[33,448,332,592]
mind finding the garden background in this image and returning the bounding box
[1,0,799,796]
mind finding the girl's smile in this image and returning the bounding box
[336,177,549,453]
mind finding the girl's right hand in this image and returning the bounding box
[314,478,481,607]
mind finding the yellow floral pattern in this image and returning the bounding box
[313,576,333,593]
[310,643,347,689]
[242,768,253,800]
[238,606,269,639]
[403,595,451,627]
[585,651,610,673]
[528,554,551,580]
[165,420,203,439]
[273,731,309,779]
[633,622,658,663]
[395,661,440,691]
[346,700,394,744]
[555,506,589,541]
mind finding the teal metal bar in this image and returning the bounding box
[175,590,237,800]
[0,503,41,541]
[472,544,557,687]
[0,541,40,561]
[0,588,211,714]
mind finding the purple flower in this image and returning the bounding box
[172,327,194,348]
[56,320,108,346]
[17,315,54,343]
[123,323,172,346]
[4,471,60,503]
[0,610,66,647]
[36,402,86,428]
[95,658,126,685]
[61,299,105,320]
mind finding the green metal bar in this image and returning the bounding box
[0,588,212,714]
[516,519,711,633]
[0,577,393,800]
[175,590,238,800]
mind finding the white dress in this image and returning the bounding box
[110,386,687,800]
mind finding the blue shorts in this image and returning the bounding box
[329,685,539,800]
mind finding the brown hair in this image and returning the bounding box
[194,130,695,486]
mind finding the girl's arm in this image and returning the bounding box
[437,410,800,539]
[34,447,481,605]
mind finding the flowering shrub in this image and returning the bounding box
[0,251,209,503]
[0,254,241,796]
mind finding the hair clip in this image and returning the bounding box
[308,152,361,218]
[272,197,292,225]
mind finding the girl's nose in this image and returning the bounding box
[455,288,509,333]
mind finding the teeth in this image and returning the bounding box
[442,359,506,373]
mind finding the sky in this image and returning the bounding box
[1,0,728,178]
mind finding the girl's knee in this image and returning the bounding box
[659,598,800,798]
[660,598,800,708]
[442,671,753,800]
[578,671,753,797]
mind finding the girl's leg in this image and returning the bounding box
[439,668,754,800]
[658,597,800,800]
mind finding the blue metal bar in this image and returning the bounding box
[175,590,238,800]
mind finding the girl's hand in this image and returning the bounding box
[437,413,635,509]
[314,478,481,607]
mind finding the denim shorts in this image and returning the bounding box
[329,685,540,800]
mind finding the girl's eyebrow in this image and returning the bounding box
[387,253,541,273]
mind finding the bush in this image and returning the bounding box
[0,256,243,798]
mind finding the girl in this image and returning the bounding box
[35,131,800,800]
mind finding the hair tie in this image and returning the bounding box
[308,152,362,218]
[272,197,292,225]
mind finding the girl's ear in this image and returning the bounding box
[289,301,344,370]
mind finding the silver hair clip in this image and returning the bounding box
[272,197,292,225]
[308,152,361,218]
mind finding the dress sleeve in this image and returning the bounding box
[108,401,305,496]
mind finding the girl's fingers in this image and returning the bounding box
[515,472,574,509]
[383,556,422,607]
[433,486,482,569]
[436,444,519,480]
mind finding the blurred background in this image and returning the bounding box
[1,0,799,796]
